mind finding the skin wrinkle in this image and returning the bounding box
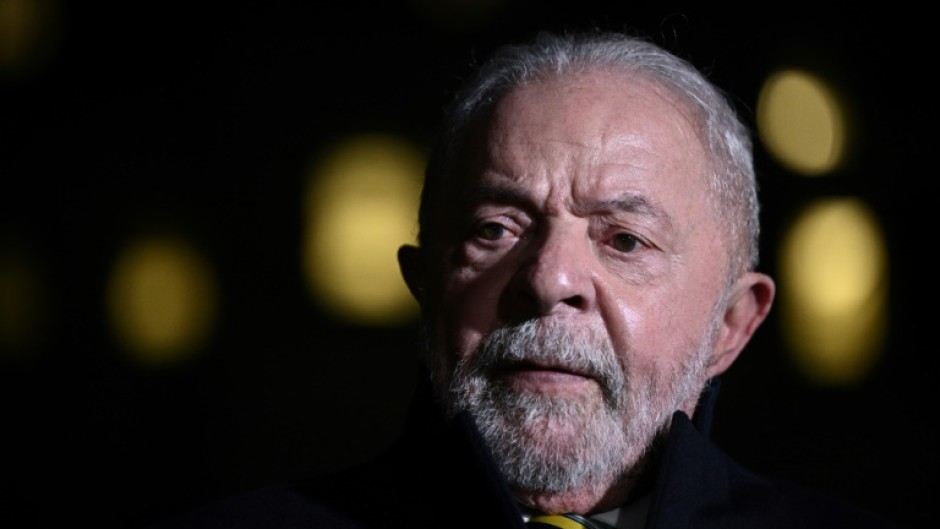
[480,73,711,506]
[402,64,775,515]
[466,173,680,292]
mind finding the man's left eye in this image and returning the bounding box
[477,222,507,241]
[611,233,641,252]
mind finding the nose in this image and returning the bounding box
[505,224,596,318]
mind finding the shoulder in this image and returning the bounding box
[718,468,902,529]
[768,478,902,528]
[651,412,903,528]
[149,451,418,529]
[150,482,364,529]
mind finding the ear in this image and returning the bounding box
[707,271,776,378]
[397,244,427,302]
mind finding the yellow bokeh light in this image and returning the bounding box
[0,0,61,78]
[0,241,46,357]
[303,134,424,326]
[757,69,847,176]
[107,235,217,367]
[778,198,888,385]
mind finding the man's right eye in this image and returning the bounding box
[477,222,507,241]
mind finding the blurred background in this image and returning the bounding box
[0,1,932,528]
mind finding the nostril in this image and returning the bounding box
[516,289,542,312]
[561,294,586,309]
[511,289,587,318]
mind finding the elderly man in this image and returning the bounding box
[157,30,900,529]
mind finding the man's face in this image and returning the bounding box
[405,71,761,512]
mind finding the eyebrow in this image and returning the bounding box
[465,182,674,229]
[574,194,669,221]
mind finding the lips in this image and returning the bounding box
[492,360,599,391]
[497,359,592,378]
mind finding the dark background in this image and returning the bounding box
[1,2,932,528]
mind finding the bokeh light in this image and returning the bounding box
[107,235,218,367]
[756,68,848,176]
[303,134,424,326]
[0,238,47,359]
[777,198,888,385]
[0,0,61,79]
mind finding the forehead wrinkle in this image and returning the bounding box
[571,193,675,231]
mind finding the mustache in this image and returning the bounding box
[463,319,626,407]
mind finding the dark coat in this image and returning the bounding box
[155,369,899,529]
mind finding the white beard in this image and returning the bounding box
[428,318,714,495]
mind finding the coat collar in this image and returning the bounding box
[400,365,729,528]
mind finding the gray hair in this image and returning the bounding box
[418,30,761,277]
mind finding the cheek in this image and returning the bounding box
[436,263,508,361]
[601,282,713,368]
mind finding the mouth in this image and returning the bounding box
[492,360,599,394]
